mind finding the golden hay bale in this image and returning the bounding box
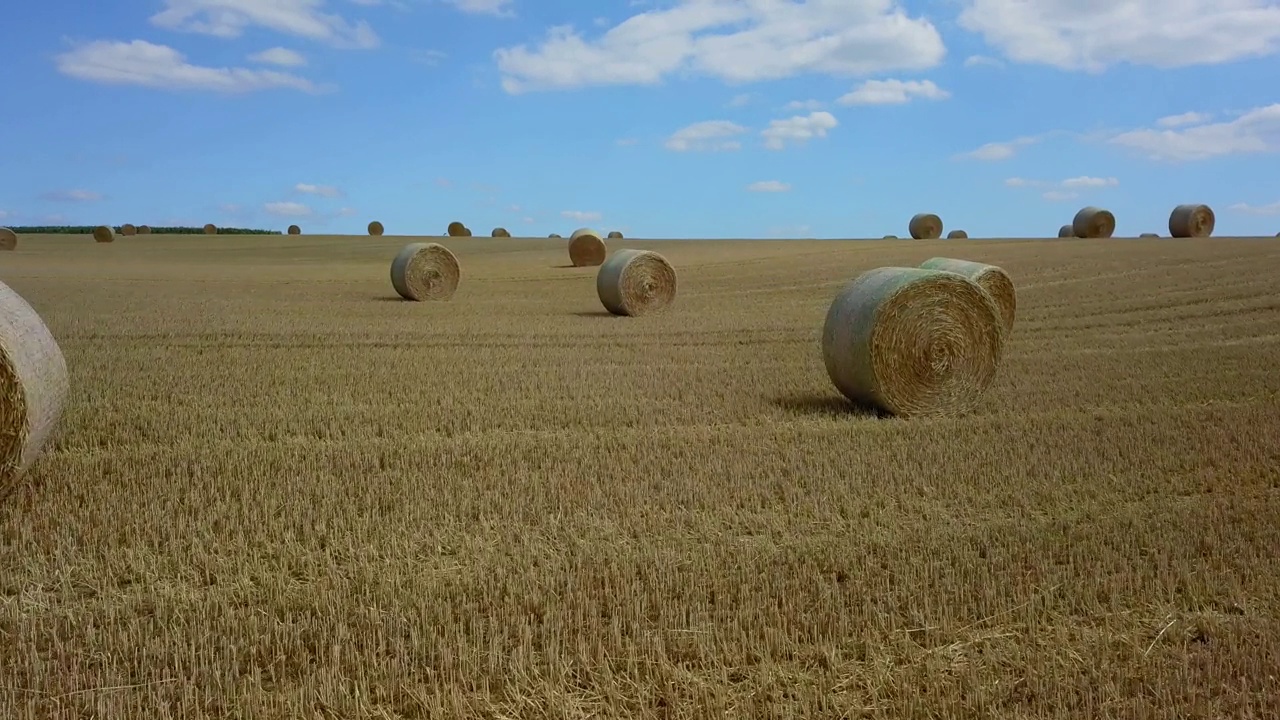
[203,223,217,235]
[821,267,1005,418]
[1168,204,1215,238]
[92,226,114,243]
[909,213,944,240]
[0,228,16,251]
[491,227,511,238]
[946,229,968,239]
[568,227,607,267]
[1071,206,1115,239]
[1058,224,1073,238]
[597,249,677,317]
[919,257,1016,334]
[287,225,301,235]
[390,242,460,301]
[447,221,468,237]
[120,223,137,236]
[368,221,384,236]
[138,225,152,235]
[0,279,69,496]
[607,231,624,239]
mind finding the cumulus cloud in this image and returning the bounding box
[248,47,307,66]
[747,180,790,192]
[39,189,104,202]
[494,0,946,93]
[265,201,312,216]
[561,210,602,221]
[761,111,837,150]
[441,0,513,16]
[1109,104,1280,161]
[295,182,342,197]
[56,40,326,93]
[1228,201,1280,215]
[836,78,949,105]
[955,135,1041,161]
[1005,175,1118,200]
[150,0,378,48]
[664,120,747,151]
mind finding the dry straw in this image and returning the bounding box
[203,223,217,235]
[947,230,968,239]
[0,228,16,251]
[447,221,468,237]
[608,231,624,239]
[919,257,1016,334]
[1168,204,1215,238]
[597,248,677,317]
[568,227,607,267]
[92,226,113,243]
[390,242,460,301]
[909,213,944,240]
[120,224,137,236]
[821,267,1005,418]
[368,221,385,236]
[1072,206,1116,239]
[492,227,511,238]
[288,225,301,235]
[138,225,152,235]
[1058,224,1073,238]
[0,279,69,496]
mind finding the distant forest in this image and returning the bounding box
[4,226,282,235]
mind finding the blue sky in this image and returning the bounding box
[2,0,1279,238]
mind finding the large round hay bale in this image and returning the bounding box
[203,223,217,235]
[0,228,16,251]
[607,231,624,239]
[447,221,468,237]
[389,242,460,301]
[946,229,968,239]
[919,257,1016,334]
[491,227,511,238]
[821,267,1005,418]
[1168,204,1215,238]
[597,249,677,317]
[1058,224,1073,238]
[909,213,943,240]
[0,279,69,495]
[138,225,152,235]
[92,226,113,243]
[568,227,607,267]
[368,221,384,236]
[287,224,301,235]
[120,223,137,236]
[1071,206,1115,239]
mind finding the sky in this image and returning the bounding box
[2,0,1279,239]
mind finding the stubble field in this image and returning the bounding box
[2,233,1280,719]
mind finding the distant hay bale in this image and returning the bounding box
[138,225,151,235]
[287,225,301,235]
[368,221,384,236]
[883,235,899,240]
[909,213,943,240]
[568,227,607,267]
[0,228,16,251]
[549,233,562,238]
[203,223,217,235]
[1168,204,1215,238]
[1071,206,1115,239]
[821,267,1005,418]
[597,249,677,317]
[919,257,1016,334]
[491,227,511,238]
[0,279,69,496]
[607,231,624,239]
[120,223,137,236]
[92,226,113,243]
[1058,224,1073,238]
[389,242,460,301]
[447,221,468,237]
[1139,232,1159,238]
[946,230,968,239]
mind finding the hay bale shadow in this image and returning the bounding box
[552,263,586,269]
[770,393,887,419]
[571,310,615,318]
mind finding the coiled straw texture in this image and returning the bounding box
[368,221,384,236]
[909,213,944,239]
[568,227,607,267]
[0,228,16,251]
[1,280,69,497]
[1168,204,1215,238]
[1072,206,1115,239]
[918,257,1016,334]
[597,249,677,317]
[288,225,301,235]
[390,242,460,301]
[93,226,113,243]
[821,267,1005,418]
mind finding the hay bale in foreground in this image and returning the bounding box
[389,242,460,301]
[0,279,69,496]
[138,225,152,235]
[287,225,301,235]
[203,223,217,235]
[947,230,968,239]
[568,227,607,267]
[909,213,943,240]
[0,228,16,251]
[608,231,624,239]
[92,226,113,243]
[1168,204,1215,238]
[1072,206,1115,239]
[120,223,137,236]
[1058,224,1073,238]
[597,249,676,317]
[919,257,1016,334]
[368,221,384,236]
[447,221,468,237]
[491,227,511,238]
[821,267,1004,418]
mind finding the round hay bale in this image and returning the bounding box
[138,225,152,235]
[821,267,1005,418]
[1139,232,1159,238]
[1168,204,1215,238]
[92,226,113,243]
[0,279,69,495]
[389,242,460,301]
[607,231,624,239]
[287,224,301,235]
[883,235,899,240]
[1071,206,1115,239]
[568,227,607,267]
[946,229,968,239]
[549,233,562,238]
[368,221,384,236]
[909,213,944,240]
[0,228,16,251]
[203,223,217,235]
[918,257,1016,334]
[447,221,468,237]
[491,227,511,238]
[1058,224,1073,238]
[597,249,676,317]
[120,223,137,236]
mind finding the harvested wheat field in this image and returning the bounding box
[2,233,1280,718]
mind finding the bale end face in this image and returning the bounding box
[447,221,467,237]
[568,228,607,267]
[909,213,944,240]
[92,226,114,243]
[607,231,624,239]
[491,227,511,238]
[1072,206,1116,239]
[287,225,301,235]
[918,256,1016,334]
[596,249,677,317]
[203,223,217,235]
[368,221,385,236]
[0,228,16,251]
[0,280,70,495]
[390,242,461,301]
[946,230,968,239]
[1168,204,1215,238]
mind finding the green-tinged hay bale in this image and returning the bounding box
[1072,206,1115,239]
[120,223,137,236]
[0,279,70,497]
[287,225,301,235]
[947,229,968,239]
[883,235,898,240]
[92,226,113,243]
[138,225,151,235]
[597,249,676,317]
[203,223,217,235]
[368,221,384,236]
[0,228,16,251]
[919,257,1016,334]
[821,267,1005,418]
[608,231,624,239]
[491,227,511,238]
[389,242,460,301]
[1168,204,1215,238]
[1139,232,1159,238]
[447,221,468,237]
[549,233,562,238]
[568,227,607,267]
[909,213,943,240]
[1058,224,1073,238]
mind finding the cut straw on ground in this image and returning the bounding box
[918,257,1017,334]
[389,242,460,301]
[596,249,677,317]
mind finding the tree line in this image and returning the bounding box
[3,225,282,235]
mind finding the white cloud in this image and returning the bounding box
[761,111,837,150]
[265,201,312,216]
[1006,175,1119,195]
[784,99,824,110]
[747,180,790,192]
[1060,176,1118,188]
[836,78,948,105]
[56,40,326,93]
[493,0,946,93]
[1110,104,1280,161]
[1003,177,1038,187]
[664,120,747,151]
[561,210,602,221]
[39,189,104,202]
[958,0,1280,71]
[1228,201,1280,215]
[295,182,342,197]
[1041,190,1077,202]
[335,206,358,216]
[249,47,307,66]
[1157,111,1212,128]
[963,54,1003,68]
[955,135,1039,161]
[150,0,379,49]
[442,0,513,16]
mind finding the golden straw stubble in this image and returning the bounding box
[0,279,70,494]
[919,257,1016,334]
[1072,206,1116,239]
[568,227,607,267]
[1168,204,1215,238]
[821,267,1005,418]
[909,213,944,240]
[0,227,16,251]
[596,249,677,317]
[389,242,460,301]
[92,226,114,243]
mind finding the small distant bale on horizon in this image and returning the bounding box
[203,223,217,235]
[1168,204,1215,238]
[1139,232,1159,238]
[93,226,114,243]
[883,234,899,240]
[491,227,511,238]
[909,213,944,240]
[0,228,16,251]
[120,224,137,236]
[568,227,607,267]
[389,242,461,301]
[1072,206,1116,239]
[287,225,301,235]
[549,233,562,238]
[946,230,968,239]
[368,221,384,236]
[1058,224,1073,238]
[447,221,468,237]
[138,225,152,234]
[607,231,624,239]
[597,249,677,317]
